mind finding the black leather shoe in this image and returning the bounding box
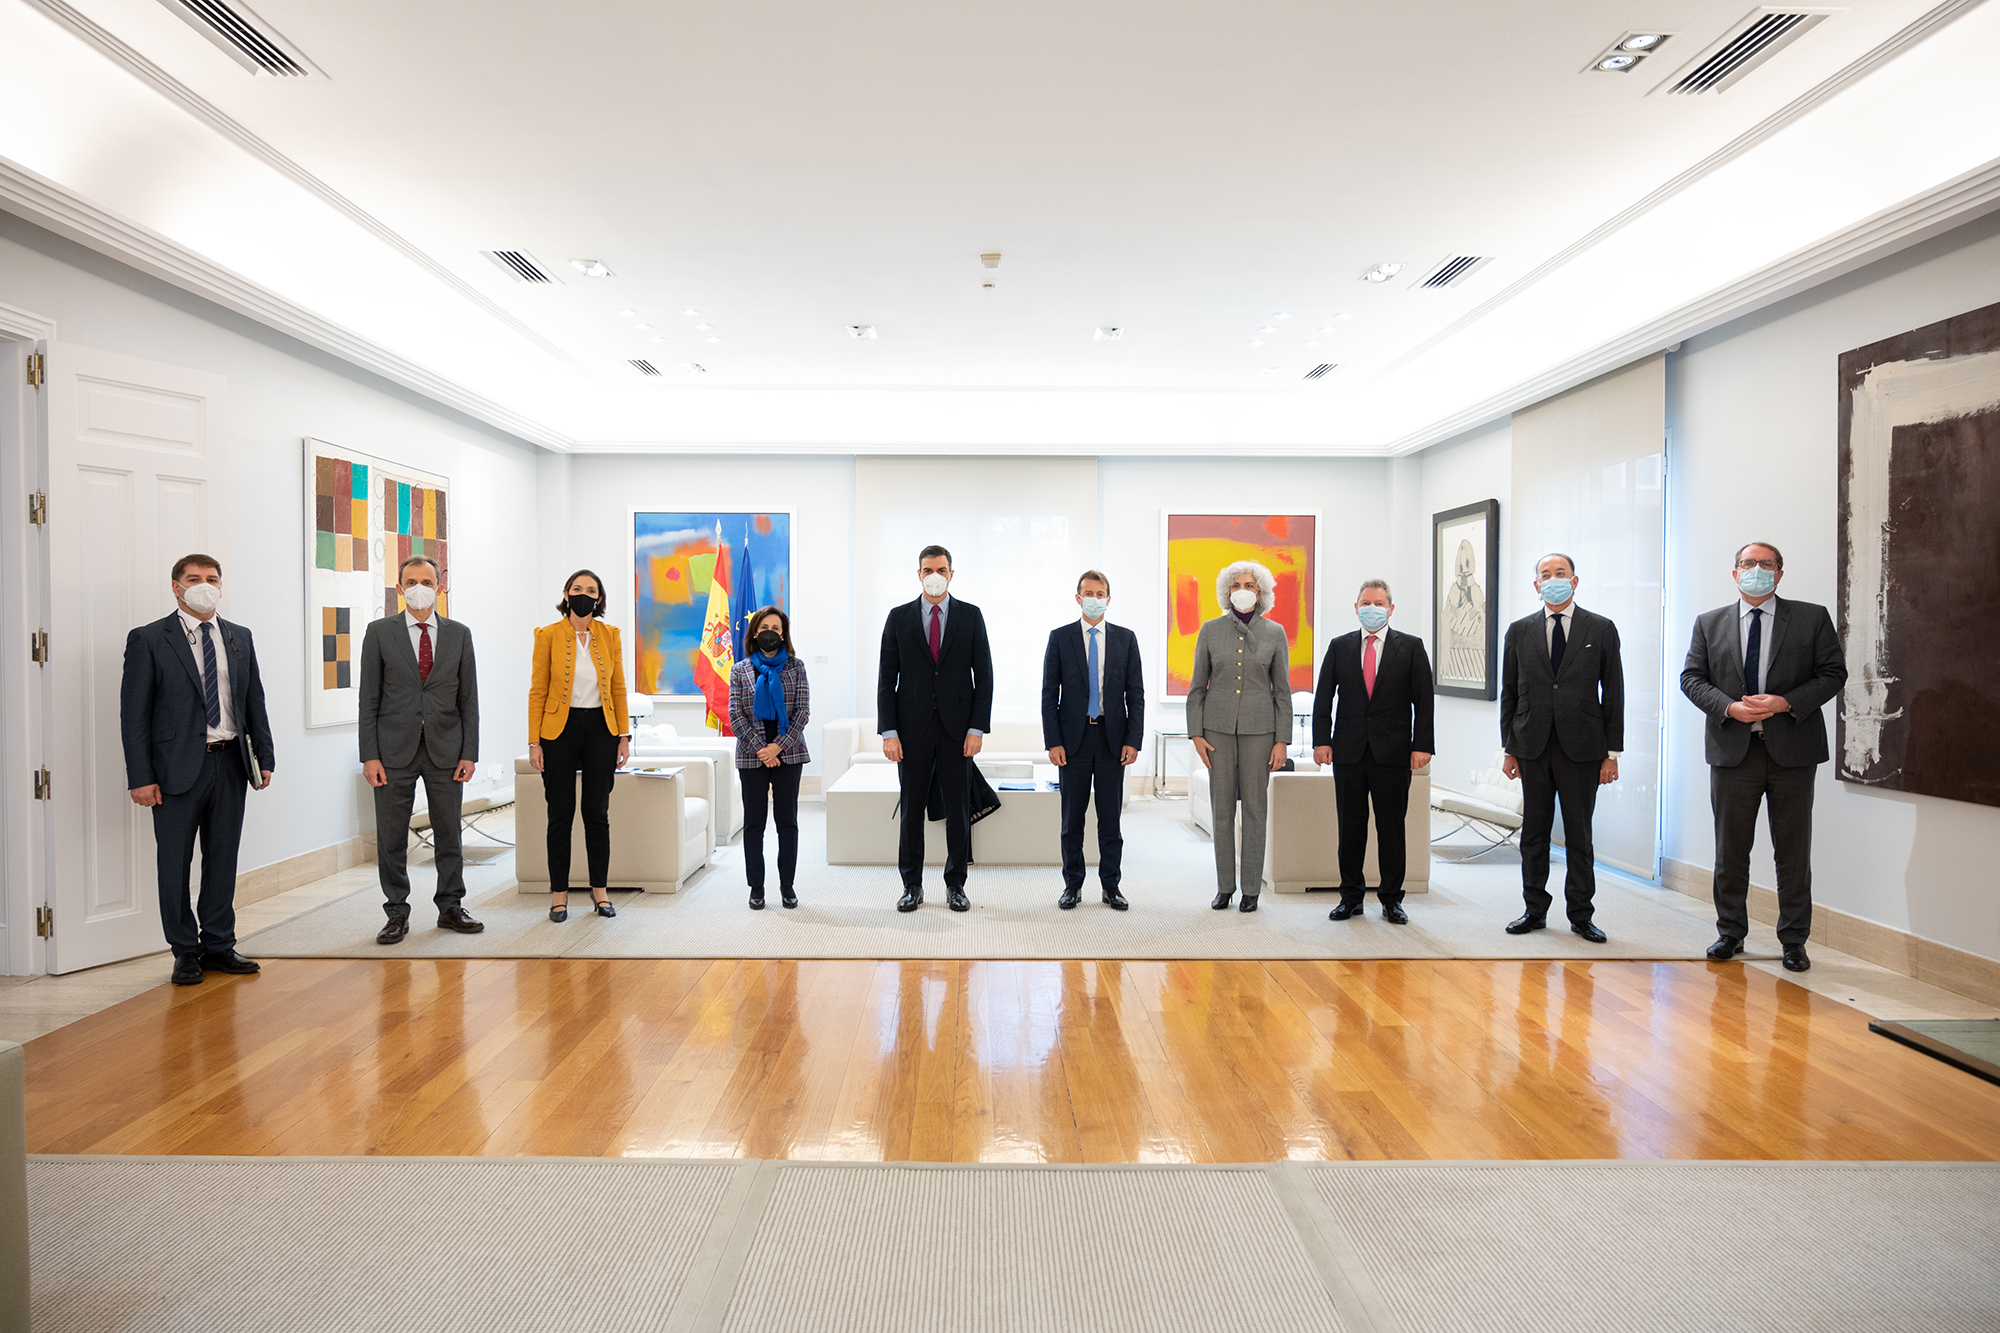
[549,897,568,923]
[1329,901,1363,922]
[200,949,260,974]
[592,891,616,918]
[1571,920,1607,944]
[437,906,485,934]
[1102,887,1128,910]
[1505,914,1546,935]
[947,887,970,912]
[1381,902,1410,925]
[1782,943,1811,972]
[749,889,765,910]
[897,887,923,912]
[1238,895,1259,913]
[780,887,797,909]
[1706,936,1744,961]
[376,917,410,945]
[1211,891,1234,910]
[1058,887,1082,910]
[171,954,204,985]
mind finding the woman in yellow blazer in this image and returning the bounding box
[528,568,631,921]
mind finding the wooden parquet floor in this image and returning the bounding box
[25,958,2000,1162]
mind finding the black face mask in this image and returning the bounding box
[566,592,599,618]
[754,630,785,654]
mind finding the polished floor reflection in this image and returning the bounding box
[24,959,2000,1161]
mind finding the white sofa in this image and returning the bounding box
[629,721,743,841]
[513,756,712,892]
[821,717,1051,789]
[1191,757,1432,894]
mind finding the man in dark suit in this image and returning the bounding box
[120,554,274,986]
[1680,541,1846,972]
[878,544,995,913]
[359,554,484,945]
[1041,569,1145,910]
[1313,579,1435,924]
[1500,553,1624,943]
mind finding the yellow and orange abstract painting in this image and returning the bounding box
[1164,513,1317,696]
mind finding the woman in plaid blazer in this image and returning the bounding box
[728,605,811,909]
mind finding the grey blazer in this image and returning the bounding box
[1500,605,1624,763]
[1185,613,1291,738]
[358,613,480,771]
[1679,596,1845,769]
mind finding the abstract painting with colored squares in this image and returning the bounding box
[303,438,450,727]
[1162,513,1318,697]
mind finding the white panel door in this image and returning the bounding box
[43,343,227,973]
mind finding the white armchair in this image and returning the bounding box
[513,756,713,892]
[629,720,743,841]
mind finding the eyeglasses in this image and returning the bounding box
[1735,559,1779,571]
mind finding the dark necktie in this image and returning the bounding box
[199,622,221,728]
[928,605,941,663]
[1743,607,1762,697]
[418,621,433,682]
[1550,613,1566,678]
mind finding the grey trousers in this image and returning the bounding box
[1710,737,1816,945]
[374,760,465,918]
[1205,732,1275,897]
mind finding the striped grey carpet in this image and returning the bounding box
[28,1157,2000,1332]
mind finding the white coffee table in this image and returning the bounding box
[825,763,1101,867]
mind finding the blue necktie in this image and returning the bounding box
[1743,607,1763,697]
[199,622,221,728]
[1087,627,1101,720]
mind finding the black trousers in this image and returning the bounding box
[1059,722,1124,891]
[153,744,246,957]
[1518,740,1601,924]
[542,707,617,891]
[740,761,803,891]
[1333,744,1412,905]
[1711,736,1817,945]
[375,754,465,918]
[898,717,971,890]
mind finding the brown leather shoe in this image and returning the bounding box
[437,905,485,934]
[376,917,410,946]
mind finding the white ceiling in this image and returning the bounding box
[3,0,1999,450]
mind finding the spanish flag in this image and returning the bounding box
[694,526,735,735]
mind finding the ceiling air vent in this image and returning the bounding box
[482,250,556,284]
[1658,9,1830,95]
[629,360,662,377]
[1303,364,1337,380]
[1418,255,1492,290]
[157,0,317,76]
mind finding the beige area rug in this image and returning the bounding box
[29,1156,2000,1333]
[237,801,1758,962]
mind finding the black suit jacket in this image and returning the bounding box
[1500,605,1624,762]
[1680,596,1846,768]
[1040,620,1145,755]
[1312,627,1435,764]
[119,613,274,795]
[877,596,995,740]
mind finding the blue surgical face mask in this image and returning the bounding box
[1737,566,1777,597]
[1356,605,1389,632]
[1079,596,1108,620]
[1537,577,1574,607]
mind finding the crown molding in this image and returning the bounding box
[1385,152,2000,456]
[0,155,573,451]
[0,301,56,342]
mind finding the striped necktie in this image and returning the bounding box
[199,622,221,727]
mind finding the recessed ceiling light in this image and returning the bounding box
[1597,53,1638,71]
[1304,339,1321,347]
[1094,327,1122,341]
[693,323,712,331]
[705,336,722,344]
[633,323,652,330]
[850,325,878,339]
[649,336,665,343]
[1361,262,1405,284]
[569,259,612,278]
[1271,311,1291,320]
[1257,326,1276,335]
[1622,32,1663,50]
[682,308,701,317]
[686,363,706,373]
[617,307,641,316]
[1259,366,1281,376]
[1249,339,1266,347]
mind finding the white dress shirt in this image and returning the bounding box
[568,628,603,709]
[1544,601,1618,756]
[404,609,442,666]
[1738,596,1775,732]
[177,608,236,743]
[1079,614,1109,716]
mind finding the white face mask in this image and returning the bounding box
[180,582,220,615]
[1228,587,1259,613]
[921,572,949,599]
[402,583,438,612]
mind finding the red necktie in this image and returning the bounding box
[418,622,433,682]
[928,605,941,663]
[1362,634,1377,697]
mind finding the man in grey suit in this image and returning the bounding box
[1187,561,1292,911]
[1500,553,1623,942]
[1680,541,1847,972]
[359,554,484,944]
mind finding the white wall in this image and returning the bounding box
[0,216,545,878]
[1666,208,2000,964]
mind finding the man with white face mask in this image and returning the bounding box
[359,554,484,944]
[120,554,275,985]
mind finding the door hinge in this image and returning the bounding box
[30,630,48,665]
[25,352,43,389]
[32,768,50,800]
[28,493,46,526]
[34,906,52,939]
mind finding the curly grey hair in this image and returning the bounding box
[1214,560,1276,615]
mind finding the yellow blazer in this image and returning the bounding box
[529,618,629,742]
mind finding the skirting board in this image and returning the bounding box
[234,835,374,907]
[1662,857,2000,1007]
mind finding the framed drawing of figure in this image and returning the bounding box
[1433,500,1499,700]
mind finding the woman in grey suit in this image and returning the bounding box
[1186,561,1293,911]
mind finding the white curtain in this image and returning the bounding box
[1510,354,1666,878]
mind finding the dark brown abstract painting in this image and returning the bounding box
[1836,299,2000,808]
